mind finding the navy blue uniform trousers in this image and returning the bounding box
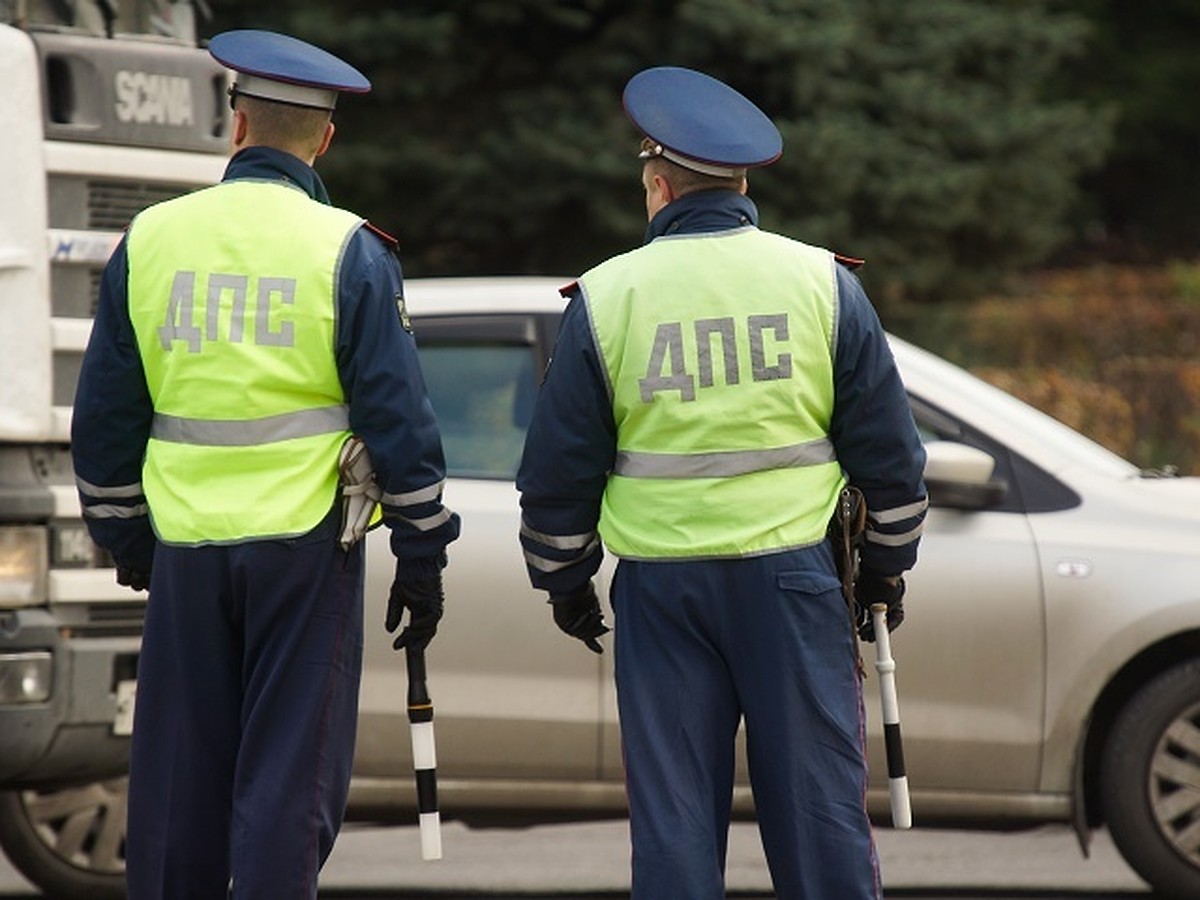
[126,520,364,899]
[612,548,881,900]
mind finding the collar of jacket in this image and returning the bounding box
[223,145,332,205]
[644,188,760,244]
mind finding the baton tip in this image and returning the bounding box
[419,812,442,860]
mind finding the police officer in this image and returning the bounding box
[71,30,460,899]
[517,67,927,899]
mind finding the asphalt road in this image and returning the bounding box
[0,819,1157,899]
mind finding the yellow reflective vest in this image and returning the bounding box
[126,179,363,544]
[581,226,845,559]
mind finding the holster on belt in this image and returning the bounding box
[828,483,868,673]
[829,484,867,600]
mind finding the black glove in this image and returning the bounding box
[386,573,445,652]
[115,565,151,592]
[854,565,905,643]
[549,581,610,654]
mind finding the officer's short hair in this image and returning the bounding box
[235,94,332,157]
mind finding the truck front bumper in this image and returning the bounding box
[0,607,139,788]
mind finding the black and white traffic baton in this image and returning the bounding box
[871,603,912,829]
[406,647,443,859]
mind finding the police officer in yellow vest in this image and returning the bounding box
[71,30,460,899]
[517,67,927,899]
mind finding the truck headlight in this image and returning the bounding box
[0,651,53,704]
[0,527,48,608]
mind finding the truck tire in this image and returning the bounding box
[0,779,127,900]
[1100,658,1200,900]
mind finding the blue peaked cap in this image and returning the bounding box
[623,66,782,177]
[209,30,370,111]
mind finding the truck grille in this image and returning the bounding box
[48,175,199,234]
[48,176,202,408]
[87,180,195,230]
[53,603,146,638]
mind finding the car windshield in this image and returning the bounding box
[891,335,1142,480]
[9,0,196,42]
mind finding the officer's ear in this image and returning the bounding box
[655,172,676,203]
[647,170,674,210]
[315,121,335,158]
[231,109,249,151]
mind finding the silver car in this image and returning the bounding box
[3,276,1199,899]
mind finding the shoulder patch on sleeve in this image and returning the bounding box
[364,221,399,250]
[559,280,580,298]
[834,252,865,270]
[395,292,413,333]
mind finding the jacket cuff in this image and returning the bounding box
[394,552,447,582]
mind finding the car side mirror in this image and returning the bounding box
[923,440,1008,510]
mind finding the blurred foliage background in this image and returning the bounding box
[202,0,1200,474]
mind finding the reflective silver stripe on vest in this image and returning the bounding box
[613,437,836,479]
[151,405,350,446]
[75,476,143,499]
[382,480,445,507]
[82,502,150,520]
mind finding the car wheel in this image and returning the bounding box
[1101,659,1200,900]
[0,779,127,900]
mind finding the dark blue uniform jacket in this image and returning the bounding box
[517,189,926,594]
[72,146,459,578]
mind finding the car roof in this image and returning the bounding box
[403,277,569,316]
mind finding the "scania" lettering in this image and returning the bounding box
[115,70,194,126]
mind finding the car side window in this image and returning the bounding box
[417,342,537,480]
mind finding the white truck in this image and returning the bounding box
[0,2,225,896]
